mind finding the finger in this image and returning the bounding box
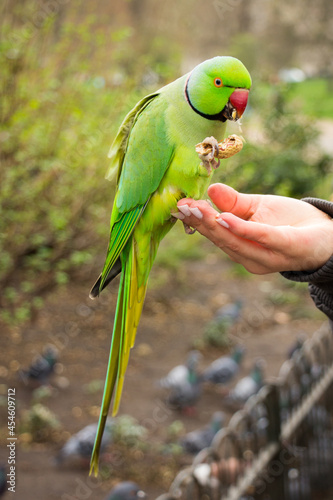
[176,199,272,255]
[209,226,284,274]
[177,199,218,223]
[177,200,295,273]
[215,212,295,252]
[214,213,332,271]
[211,229,295,274]
[208,183,260,220]
[176,200,280,268]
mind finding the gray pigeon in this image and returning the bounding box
[56,419,114,465]
[226,360,264,404]
[202,345,245,385]
[203,301,243,347]
[166,364,201,414]
[287,334,306,359]
[215,300,243,322]
[20,345,58,386]
[180,411,225,454]
[158,350,201,390]
[104,481,146,500]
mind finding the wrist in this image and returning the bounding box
[302,197,333,219]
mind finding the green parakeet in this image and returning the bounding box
[89,56,251,473]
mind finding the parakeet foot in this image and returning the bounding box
[183,222,196,235]
[198,136,220,174]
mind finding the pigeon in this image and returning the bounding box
[180,411,225,454]
[19,345,58,386]
[104,481,146,500]
[56,420,114,465]
[166,366,201,414]
[203,301,243,347]
[158,350,201,390]
[226,359,264,405]
[287,334,306,359]
[215,300,243,323]
[202,345,245,385]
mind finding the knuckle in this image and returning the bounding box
[227,242,240,254]
[205,218,219,231]
[257,233,270,247]
[195,200,211,210]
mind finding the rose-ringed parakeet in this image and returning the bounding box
[89,56,251,474]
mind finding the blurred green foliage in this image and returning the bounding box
[155,224,206,269]
[288,79,333,119]
[113,414,147,447]
[0,4,180,324]
[20,403,60,442]
[200,317,231,349]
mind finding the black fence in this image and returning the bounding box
[155,323,333,500]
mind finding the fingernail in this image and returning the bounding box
[216,217,230,228]
[170,211,185,220]
[189,207,203,219]
[178,204,191,217]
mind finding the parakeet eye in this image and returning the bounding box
[214,78,223,87]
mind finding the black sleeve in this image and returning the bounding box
[280,198,333,321]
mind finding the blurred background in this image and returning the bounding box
[1,1,333,499]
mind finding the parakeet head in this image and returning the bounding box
[185,56,251,122]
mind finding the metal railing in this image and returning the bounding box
[155,323,333,500]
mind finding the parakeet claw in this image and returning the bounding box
[183,222,197,235]
[198,136,220,173]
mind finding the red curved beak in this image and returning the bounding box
[229,89,249,119]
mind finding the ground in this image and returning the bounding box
[0,242,328,500]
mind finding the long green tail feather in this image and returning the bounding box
[90,241,147,475]
[89,268,125,476]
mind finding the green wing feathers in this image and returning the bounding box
[99,204,145,291]
[89,205,145,298]
[105,92,159,183]
[114,96,175,213]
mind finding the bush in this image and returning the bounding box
[0,6,180,324]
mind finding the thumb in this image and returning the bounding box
[208,183,259,220]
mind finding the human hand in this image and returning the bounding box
[175,183,333,274]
